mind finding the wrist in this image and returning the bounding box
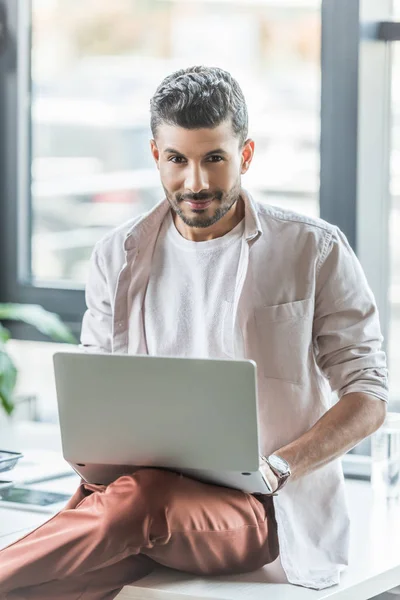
[261,453,292,494]
[259,460,279,493]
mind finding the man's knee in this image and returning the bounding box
[99,468,178,533]
[111,468,179,494]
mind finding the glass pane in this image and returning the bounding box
[390,1,400,403]
[31,0,321,287]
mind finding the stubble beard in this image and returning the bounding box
[164,180,242,229]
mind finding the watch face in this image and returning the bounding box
[268,454,290,475]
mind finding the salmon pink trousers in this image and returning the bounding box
[0,468,279,600]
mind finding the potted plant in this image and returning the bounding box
[0,303,77,417]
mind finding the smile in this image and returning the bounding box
[184,199,213,210]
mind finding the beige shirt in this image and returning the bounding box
[80,190,388,590]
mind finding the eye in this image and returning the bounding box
[169,156,186,164]
[207,155,224,163]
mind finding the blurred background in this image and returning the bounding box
[29,0,321,286]
[0,0,397,434]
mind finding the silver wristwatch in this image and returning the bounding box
[261,454,291,494]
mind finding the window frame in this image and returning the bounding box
[320,0,392,353]
[320,0,396,476]
[0,0,85,340]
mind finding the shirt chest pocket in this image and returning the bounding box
[254,298,313,385]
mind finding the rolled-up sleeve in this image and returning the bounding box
[80,243,113,353]
[313,226,388,402]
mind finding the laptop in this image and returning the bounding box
[53,352,272,495]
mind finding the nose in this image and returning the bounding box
[185,164,209,194]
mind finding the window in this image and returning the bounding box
[0,0,322,334]
[29,0,321,289]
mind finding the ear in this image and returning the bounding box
[240,138,255,174]
[150,139,160,169]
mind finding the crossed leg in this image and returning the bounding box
[4,554,155,600]
[0,468,278,600]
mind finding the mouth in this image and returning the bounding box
[184,199,214,210]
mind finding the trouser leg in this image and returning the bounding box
[0,468,278,598]
[0,470,161,592]
[141,474,278,575]
[5,554,155,600]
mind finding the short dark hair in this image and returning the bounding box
[150,66,248,146]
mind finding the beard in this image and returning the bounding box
[163,179,242,229]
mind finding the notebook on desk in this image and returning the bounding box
[53,352,272,495]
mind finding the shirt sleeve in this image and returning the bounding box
[313,226,388,402]
[80,243,113,353]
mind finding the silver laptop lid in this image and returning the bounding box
[53,352,260,473]
[52,352,274,493]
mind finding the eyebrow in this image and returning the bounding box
[163,148,228,157]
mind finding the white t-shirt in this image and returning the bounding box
[144,209,244,358]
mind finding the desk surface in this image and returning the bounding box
[1,422,400,599]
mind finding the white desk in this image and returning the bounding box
[1,422,400,599]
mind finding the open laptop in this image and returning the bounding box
[53,352,272,494]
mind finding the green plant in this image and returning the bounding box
[0,304,77,417]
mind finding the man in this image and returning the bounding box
[0,66,388,599]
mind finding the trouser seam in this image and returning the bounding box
[168,522,268,535]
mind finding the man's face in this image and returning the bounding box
[150,120,254,230]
